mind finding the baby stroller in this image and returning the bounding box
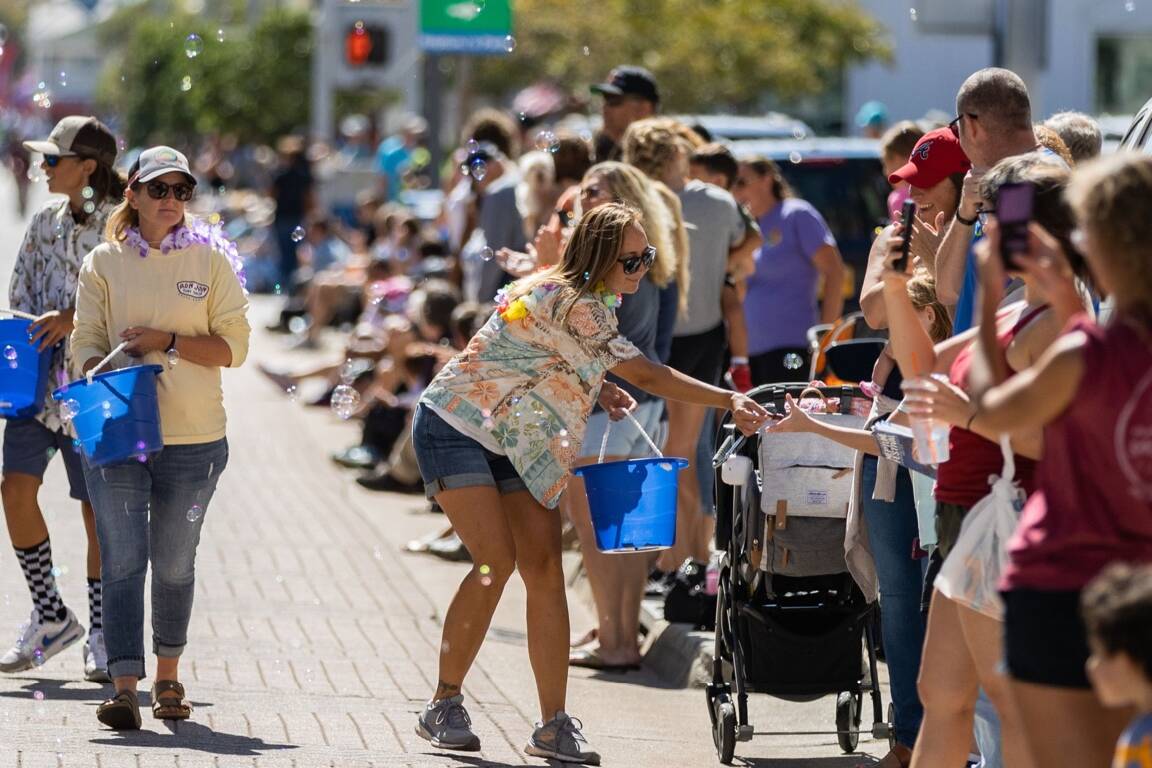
[705,382,893,763]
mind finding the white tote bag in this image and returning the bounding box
[934,437,1026,620]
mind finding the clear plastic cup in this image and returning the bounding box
[903,375,952,465]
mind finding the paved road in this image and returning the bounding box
[0,174,888,766]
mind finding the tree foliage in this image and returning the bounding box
[95,8,311,146]
[473,0,889,113]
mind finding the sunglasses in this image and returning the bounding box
[948,113,978,137]
[618,245,656,275]
[43,154,77,168]
[142,180,195,202]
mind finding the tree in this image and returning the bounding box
[472,0,889,113]
[95,9,311,146]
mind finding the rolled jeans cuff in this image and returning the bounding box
[108,656,146,680]
[153,640,186,659]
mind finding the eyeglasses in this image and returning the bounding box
[618,245,656,275]
[948,113,978,137]
[43,154,77,168]
[581,184,604,200]
[142,180,195,202]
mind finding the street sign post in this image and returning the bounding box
[418,0,513,54]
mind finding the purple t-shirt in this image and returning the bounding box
[744,199,836,355]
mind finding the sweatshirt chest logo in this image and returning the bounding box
[176,281,209,300]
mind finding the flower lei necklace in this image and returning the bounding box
[124,217,247,290]
[495,280,621,323]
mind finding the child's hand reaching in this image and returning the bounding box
[764,394,814,434]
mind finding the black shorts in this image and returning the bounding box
[1003,588,1091,689]
[668,324,726,386]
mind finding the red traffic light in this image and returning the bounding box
[345,21,388,67]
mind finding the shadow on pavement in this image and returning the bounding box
[0,677,108,702]
[420,752,530,768]
[91,721,296,756]
[738,757,879,767]
[584,668,685,690]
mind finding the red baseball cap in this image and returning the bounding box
[888,127,971,189]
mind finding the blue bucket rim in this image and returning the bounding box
[572,456,690,477]
[51,363,164,401]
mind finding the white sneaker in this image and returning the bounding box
[0,608,85,673]
[83,629,110,683]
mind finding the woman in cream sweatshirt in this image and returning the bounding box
[70,146,250,730]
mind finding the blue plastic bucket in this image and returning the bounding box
[573,457,689,553]
[52,364,164,467]
[0,318,52,419]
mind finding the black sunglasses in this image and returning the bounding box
[618,245,656,275]
[948,113,978,137]
[142,179,195,202]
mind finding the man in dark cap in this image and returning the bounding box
[590,65,660,162]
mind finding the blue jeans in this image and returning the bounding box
[83,439,229,679]
[859,456,926,748]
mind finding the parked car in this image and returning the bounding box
[672,113,815,142]
[728,137,890,310]
[1118,99,1152,153]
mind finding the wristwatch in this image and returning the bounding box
[166,332,177,353]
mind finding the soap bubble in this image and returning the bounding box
[167,348,180,367]
[2,345,15,361]
[340,358,357,385]
[137,454,148,463]
[482,418,494,429]
[136,440,147,451]
[480,247,495,262]
[1126,0,1136,9]
[535,130,559,153]
[57,71,67,87]
[216,28,225,43]
[783,352,804,371]
[286,385,298,402]
[469,158,487,181]
[184,33,204,58]
[83,201,95,214]
[32,648,44,667]
[290,226,306,242]
[186,504,203,523]
[480,576,493,587]
[466,139,480,154]
[473,0,486,11]
[503,35,516,52]
[792,126,808,140]
[582,45,590,56]
[101,400,112,412]
[33,690,44,701]
[479,564,491,575]
[81,186,94,199]
[181,75,193,92]
[26,165,45,182]
[331,384,360,420]
[59,399,80,422]
[789,151,803,165]
[909,7,918,21]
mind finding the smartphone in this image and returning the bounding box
[997,182,1034,268]
[893,199,916,272]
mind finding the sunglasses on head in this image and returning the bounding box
[618,245,656,275]
[141,179,195,202]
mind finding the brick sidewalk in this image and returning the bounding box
[0,297,888,767]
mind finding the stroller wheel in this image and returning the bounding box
[712,694,736,764]
[836,691,862,753]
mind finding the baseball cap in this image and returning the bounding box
[129,145,196,186]
[855,100,889,129]
[888,127,971,189]
[590,66,660,104]
[23,115,117,166]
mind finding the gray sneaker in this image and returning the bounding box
[415,695,481,751]
[525,711,601,765]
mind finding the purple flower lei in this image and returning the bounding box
[125,218,247,290]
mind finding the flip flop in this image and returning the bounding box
[569,628,598,648]
[568,647,641,672]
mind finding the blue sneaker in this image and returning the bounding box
[0,608,84,673]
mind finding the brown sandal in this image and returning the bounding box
[97,689,141,730]
[151,680,192,721]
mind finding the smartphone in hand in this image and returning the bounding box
[893,199,916,272]
[996,182,1034,268]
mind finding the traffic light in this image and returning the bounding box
[345,21,389,67]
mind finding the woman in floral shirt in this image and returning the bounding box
[1,116,122,683]
[413,202,768,765]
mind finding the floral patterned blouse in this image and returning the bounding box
[421,283,642,508]
[8,198,114,432]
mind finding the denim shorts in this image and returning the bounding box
[411,403,528,500]
[2,418,89,501]
[579,399,666,460]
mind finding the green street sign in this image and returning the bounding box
[419,0,513,54]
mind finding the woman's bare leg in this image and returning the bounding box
[911,592,980,768]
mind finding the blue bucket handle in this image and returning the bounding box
[597,411,665,464]
[85,341,130,384]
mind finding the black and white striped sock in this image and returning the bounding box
[14,539,67,622]
[87,579,102,632]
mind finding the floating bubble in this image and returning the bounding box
[59,399,79,423]
[286,385,298,403]
[167,348,180,367]
[81,186,94,199]
[290,226,306,242]
[535,130,559,153]
[83,201,95,214]
[783,352,804,371]
[480,247,495,262]
[469,158,487,181]
[3,345,15,361]
[473,0,486,11]
[658,462,674,472]
[135,440,147,451]
[331,384,360,420]
[216,28,225,43]
[186,504,203,523]
[789,151,803,165]
[181,75,193,92]
[481,408,492,418]
[57,71,67,87]
[560,440,570,448]
[340,358,357,385]
[441,641,451,653]
[909,6,918,20]
[559,428,568,437]
[503,35,516,52]
[482,418,494,429]
[137,454,148,463]
[582,46,590,56]
[273,283,283,296]
[479,564,491,575]
[480,576,493,587]
[792,126,807,140]
[33,690,44,701]
[26,165,45,182]
[1126,0,1136,9]
[185,33,204,58]
[466,139,480,154]
[51,567,61,579]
